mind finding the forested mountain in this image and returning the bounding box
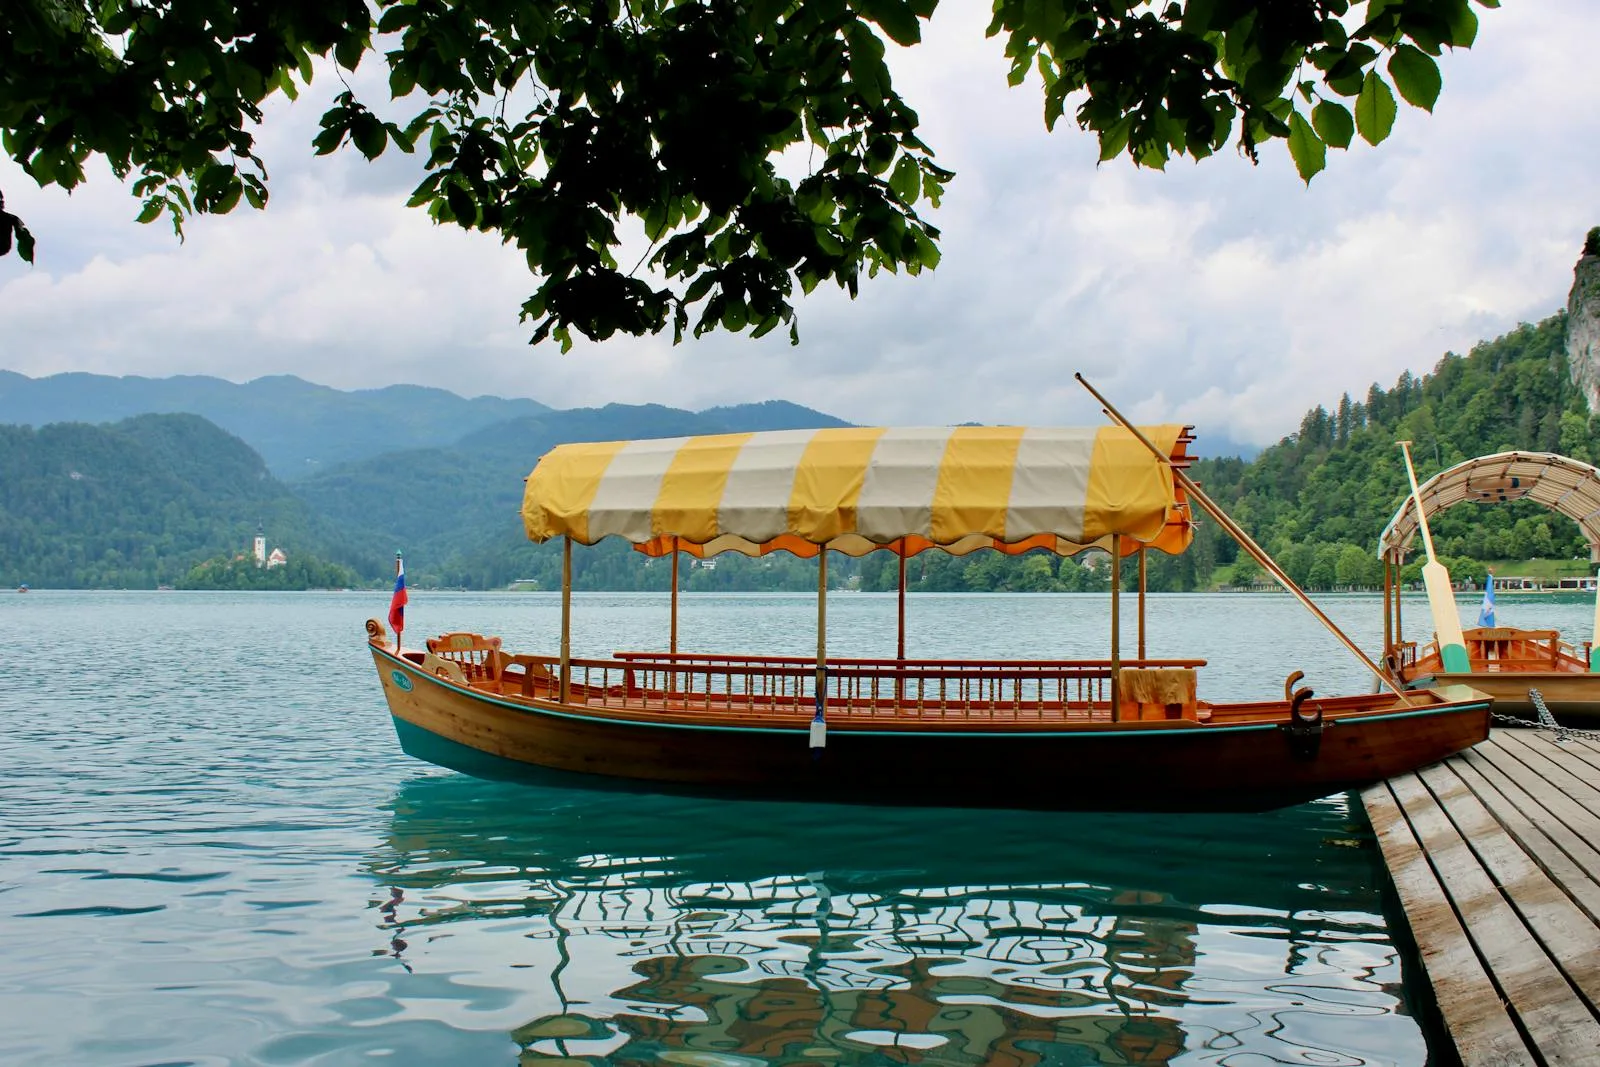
[0,371,551,479]
[0,414,374,588]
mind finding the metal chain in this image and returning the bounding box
[1491,688,1600,743]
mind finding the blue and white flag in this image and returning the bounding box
[1477,572,1496,628]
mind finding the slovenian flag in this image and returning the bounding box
[1477,571,1495,628]
[389,553,407,640]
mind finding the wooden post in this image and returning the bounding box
[1383,556,1393,658]
[1395,561,1404,649]
[560,535,572,705]
[817,548,828,675]
[1137,546,1147,661]
[1110,534,1122,721]
[669,536,679,656]
[1589,564,1600,672]
[896,547,908,706]
[897,550,907,661]
[812,549,829,747]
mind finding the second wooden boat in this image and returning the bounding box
[1378,450,1600,720]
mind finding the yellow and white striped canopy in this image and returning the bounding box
[521,425,1195,557]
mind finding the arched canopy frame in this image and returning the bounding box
[521,425,1197,560]
[1378,450,1600,564]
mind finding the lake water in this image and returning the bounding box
[4,589,1592,1066]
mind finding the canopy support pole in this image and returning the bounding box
[1076,372,1410,703]
[1590,565,1600,672]
[1382,556,1393,657]
[1395,564,1404,649]
[560,535,572,705]
[669,536,679,656]
[1137,546,1147,661]
[897,551,907,662]
[896,550,907,705]
[1110,534,1122,721]
[812,550,829,749]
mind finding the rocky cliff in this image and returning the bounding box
[1568,227,1600,411]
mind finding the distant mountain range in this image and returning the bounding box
[0,370,1260,472]
[0,370,554,479]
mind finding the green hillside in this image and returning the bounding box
[1190,312,1590,591]
[0,414,374,588]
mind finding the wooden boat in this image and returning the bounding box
[1378,450,1600,720]
[368,406,1489,811]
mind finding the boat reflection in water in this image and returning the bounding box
[368,775,1428,1066]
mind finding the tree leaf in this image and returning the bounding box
[888,154,920,204]
[1312,100,1354,148]
[351,115,387,159]
[1355,71,1397,145]
[1287,111,1326,182]
[1445,1,1479,47]
[1387,45,1440,111]
[860,0,921,46]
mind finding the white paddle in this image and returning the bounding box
[1399,441,1470,674]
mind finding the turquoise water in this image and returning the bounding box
[5,590,1589,1065]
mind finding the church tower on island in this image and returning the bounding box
[253,521,266,567]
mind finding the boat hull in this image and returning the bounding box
[1401,670,1600,721]
[372,645,1491,811]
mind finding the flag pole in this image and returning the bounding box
[389,551,406,655]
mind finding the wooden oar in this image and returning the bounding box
[1399,441,1470,673]
[1074,373,1411,703]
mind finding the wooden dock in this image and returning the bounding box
[1362,726,1600,1066]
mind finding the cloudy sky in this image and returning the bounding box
[2,1,1596,449]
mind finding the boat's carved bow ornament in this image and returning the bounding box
[1281,671,1323,762]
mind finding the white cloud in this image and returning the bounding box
[2,0,1597,446]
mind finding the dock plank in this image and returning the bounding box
[1365,729,1600,1067]
[1452,753,1600,926]
[1492,734,1600,831]
[1417,762,1600,1009]
[1473,742,1600,853]
[1389,772,1600,1065]
[1516,730,1600,786]
[1361,781,1533,1067]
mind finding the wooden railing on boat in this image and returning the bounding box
[1396,627,1590,674]
[418,632,1210,723]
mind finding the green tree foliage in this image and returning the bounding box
[1195,311,1591,590]
[178,554,361,590]
[4,0,1498,343]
